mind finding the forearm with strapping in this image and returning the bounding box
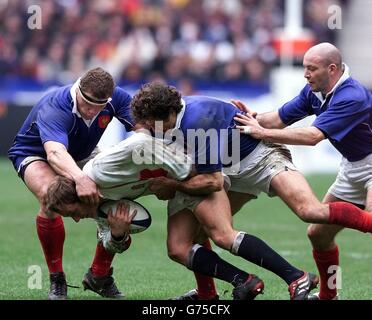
[96,218,130,254]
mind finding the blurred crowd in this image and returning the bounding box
[0,0,346,86]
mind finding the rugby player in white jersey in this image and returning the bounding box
[46,130,285,300]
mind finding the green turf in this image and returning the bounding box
[0,157,371,300]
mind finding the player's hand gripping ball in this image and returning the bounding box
[99,199,152,234]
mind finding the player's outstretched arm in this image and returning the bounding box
[231,99,286,129]
[150,172,224,197]
[235,117,326,146]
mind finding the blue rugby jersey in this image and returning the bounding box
[278,66,372,162]
[173,96,260,173]
[8,81,134,169]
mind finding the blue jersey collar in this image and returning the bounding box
[70,78,81,115]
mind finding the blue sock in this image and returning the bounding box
[188,245,249,287]
[232,232,303,284]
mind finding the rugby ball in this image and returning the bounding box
[98,199,152,234]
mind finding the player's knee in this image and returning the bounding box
[167,243,189,265]
[38,196,60,219]
[296,204,323,223]
[167,248,182,263]
[209,232,232,250]
[307,223,337,250]
[307,224,323,241]
[39,197,59,219]
[38,184,50,202]
[38,210,59,219]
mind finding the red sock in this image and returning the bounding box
[313,246,339,300]
[91,243,115,277]
[328,202,372,233]
[36,215,65,273]
[195,239,218,299]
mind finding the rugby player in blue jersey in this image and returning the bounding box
[131,84,316,300]
[235,42,372,300]
[131,81,372,300]
[8,67,134,299]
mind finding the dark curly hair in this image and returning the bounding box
[80,67,114,99]
[131,83,183,123]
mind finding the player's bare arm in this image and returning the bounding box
[148,177,177,200]
[149,171,224,197]
[234,114,325,145]
[44,141,101,205]
[256,111,287,129]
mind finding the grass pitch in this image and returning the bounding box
[1,157,371,300]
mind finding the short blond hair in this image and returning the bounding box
[46,176,79,214]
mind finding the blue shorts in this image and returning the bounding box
[9,155,47,181]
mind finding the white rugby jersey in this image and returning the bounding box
[83,131,191,200]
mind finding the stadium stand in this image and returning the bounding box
[0,0,343,86]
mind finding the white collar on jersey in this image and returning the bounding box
[70,78,81,116]
[173,98,186,130]
[313,63,350,103]
[70,78,97,127]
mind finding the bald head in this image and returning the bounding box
[304,42,343,69]
[303,43,344,94]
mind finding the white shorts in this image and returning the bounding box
[167,141,295,216]
[168,192,205,217]
[167,175,231,217]
[227,141,296,197]
[328,153,372,206]
[18,156,47,172]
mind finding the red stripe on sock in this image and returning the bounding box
[36,215,65,273]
